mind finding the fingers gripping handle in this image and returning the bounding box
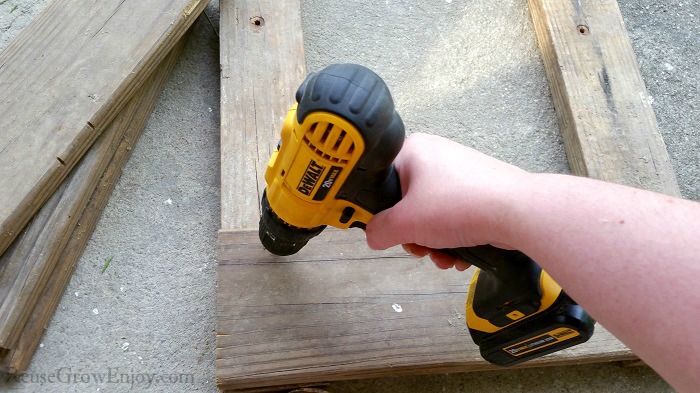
[441,247,537,276]
[385,173,547,326]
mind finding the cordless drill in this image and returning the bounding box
[258,64,594,366]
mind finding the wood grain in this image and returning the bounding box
[527,0,680,196]
[0,36,186,373]
[219,0,307,230]
[216,229,636,391]
[0,69,135,348]
[0,0,208,257]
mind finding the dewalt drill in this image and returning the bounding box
[259,63,595,366]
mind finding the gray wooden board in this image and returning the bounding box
[219,0,307,230]
[0,71,133,347]
[527,0,680,196]
[0,0,208,256]
[0,35,187,373]
[216,228,635,391]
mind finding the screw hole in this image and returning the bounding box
[577,25,589,35]
[250,16,264,27]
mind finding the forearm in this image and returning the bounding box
[503,173,700,392]
[365,134,699,389]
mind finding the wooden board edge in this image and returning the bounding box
[216,350,638,391]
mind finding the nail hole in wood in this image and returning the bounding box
[250,16,264,28]
[578,25,589,35]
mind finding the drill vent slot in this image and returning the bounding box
[303,122,355,164]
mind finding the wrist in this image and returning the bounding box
[487,171,540,250]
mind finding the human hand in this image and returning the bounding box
[401,243,472,271]
[365,133,528,270]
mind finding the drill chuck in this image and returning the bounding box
[259,190,325,256]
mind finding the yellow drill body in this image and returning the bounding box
[264,104,374,230]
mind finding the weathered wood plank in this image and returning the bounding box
[0,0,208,256]
[216,229,636,391]
[219,0,307,230]
[527,0,680,196]
[0,65,137,347]
[0,36,186,373]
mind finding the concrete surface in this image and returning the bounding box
[0,0,697,391]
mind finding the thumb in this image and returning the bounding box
[365,199,415,250]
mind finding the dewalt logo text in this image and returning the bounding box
[297,160,325,196]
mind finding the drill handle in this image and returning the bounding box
[442,246,550,327]
[440,246,533,276]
